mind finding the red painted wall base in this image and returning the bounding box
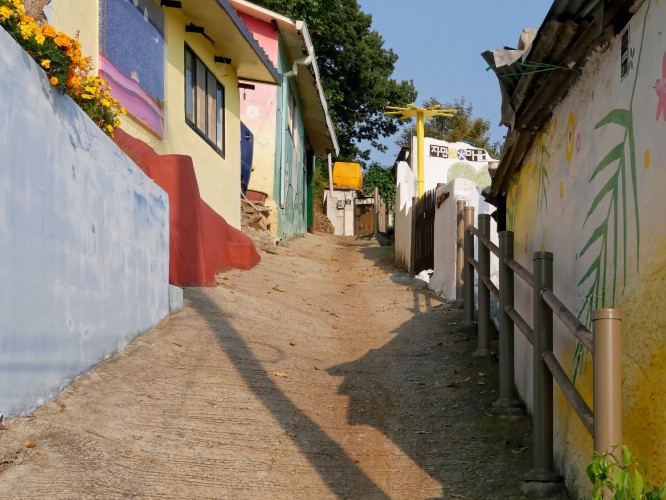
[114,129,260,286]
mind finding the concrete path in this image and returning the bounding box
[0,233,543,498]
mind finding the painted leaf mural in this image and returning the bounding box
[574,1,649,379]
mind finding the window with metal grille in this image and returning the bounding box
[185,45,225,156]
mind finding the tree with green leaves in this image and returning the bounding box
[363,163,395,207]
[397,96,502,158]
[254,0,417,161]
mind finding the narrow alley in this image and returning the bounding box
[0,234,536,498]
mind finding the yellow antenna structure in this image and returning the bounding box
[385,104,456,197]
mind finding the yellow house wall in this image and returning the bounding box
[507,1,666,496]
[46,1,242,228]
[46,0,99,71]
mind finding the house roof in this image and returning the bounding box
[482,0,640,203]
[228,0,339,157]
[179,0,280,85]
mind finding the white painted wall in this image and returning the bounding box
[325,189,356,236]
[429,179,478,298]
[394,161,415,270]
[0,29,170,415]
[430,180,498,317]
[410,137,495,191]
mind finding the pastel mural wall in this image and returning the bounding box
[507,1,666,494]
[237,13,278,202]
[47,2,245,228]
[99,0,165,137]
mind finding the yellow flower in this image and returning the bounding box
[101,99,112,108]
[0,6,13,21]
[41,24,56,38]
[40,59,51,69]
[19,23,35,40]
[50,76,58,85]
[34,32,45,45]
[81,93,93,99]
[105,124,114,132]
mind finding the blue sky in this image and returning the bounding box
[355,0,553,165]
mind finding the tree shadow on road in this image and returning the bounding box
[189,289,391,499]
[329,243,535,499]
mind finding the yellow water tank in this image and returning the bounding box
[332,162,363,189]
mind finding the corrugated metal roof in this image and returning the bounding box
[483,0,639,203]
[180,0,280,85]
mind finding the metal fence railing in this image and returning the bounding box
[459,203,622,482]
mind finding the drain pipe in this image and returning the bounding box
[282,55,312,78]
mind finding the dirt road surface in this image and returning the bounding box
[0,234,538,499]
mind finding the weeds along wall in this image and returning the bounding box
[0,27,170,415]
[507,0,666,494]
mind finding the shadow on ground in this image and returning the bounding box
[189,290,390,499]
[319,241,543,499]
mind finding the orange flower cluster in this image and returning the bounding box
[0,0,125,137]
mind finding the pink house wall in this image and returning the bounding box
[236,13,279,195]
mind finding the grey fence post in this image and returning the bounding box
[526,251,560,482]
[474,214,492,357]
[494,231,520,410]
[455,200,466,302]
[463,206,475,326]
[593,309,622,457]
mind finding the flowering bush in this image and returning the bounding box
[0,0,125,136]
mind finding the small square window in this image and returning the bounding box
[620,26,630,80]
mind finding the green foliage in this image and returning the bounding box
[312,159,330,212]
[587,446,665,499]
[397,96,502,158]
[363,163,395,206]
[254,0,417,161]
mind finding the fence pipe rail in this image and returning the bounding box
[505,306,535,346]
[480,236,500,257]
[543,351,594,435]
[461,221,623,483]
[481,275,499,300]
[506,258,535,288]
[542,289,594,353]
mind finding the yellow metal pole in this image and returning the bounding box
[416,109,425,197]
[384,104,456,198]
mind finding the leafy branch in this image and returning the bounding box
[588,445,665,499]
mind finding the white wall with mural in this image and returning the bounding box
[394,161,416,270]
[506,0,666,492]
[0,28,171,416]
[395,138,495,272]
[411,137,495,192]
[429,179,498,302]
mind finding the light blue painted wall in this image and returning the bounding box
[0,28,170,415]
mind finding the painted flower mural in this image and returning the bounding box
[656,52,666,121]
